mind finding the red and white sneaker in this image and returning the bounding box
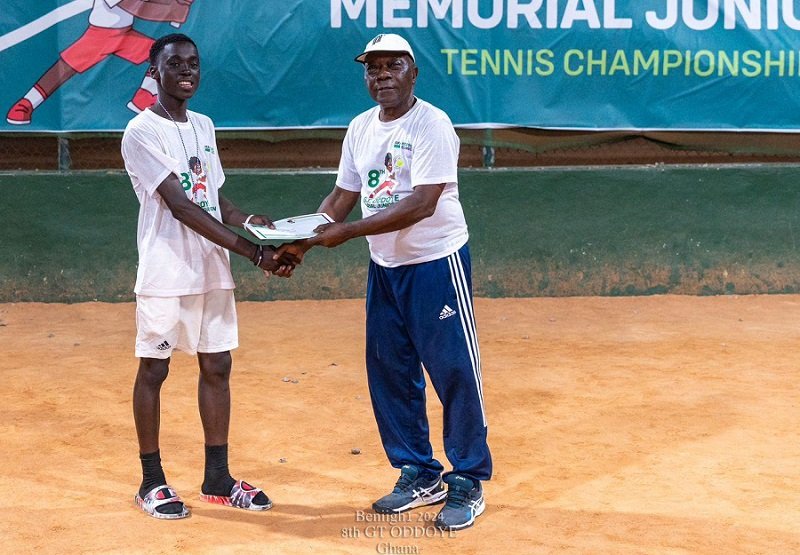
[127,88,156,113]
[7,98,33,125]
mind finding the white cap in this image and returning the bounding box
[355,33,415,63]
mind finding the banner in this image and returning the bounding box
[2,1,800,132]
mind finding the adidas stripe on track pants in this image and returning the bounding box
[365,243,493,482]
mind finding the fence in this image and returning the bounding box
[4,129,800,172]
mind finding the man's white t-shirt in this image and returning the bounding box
[121,108,234,297]
[336,98,468,267]
[90,0,134,28]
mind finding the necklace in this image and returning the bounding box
[157,98,201,192]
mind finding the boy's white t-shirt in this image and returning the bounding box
[121,108,234,297]
[336,98,468,267]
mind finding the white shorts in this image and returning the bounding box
[135,289,238,359]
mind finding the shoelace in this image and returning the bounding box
[392,472,415,493]
[445,486,470,507]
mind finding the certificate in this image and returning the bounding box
[244,212,334,242]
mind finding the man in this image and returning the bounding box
[121,33,291,519]
[276,33,492,531]
[7,0,194,125]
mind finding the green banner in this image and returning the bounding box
[2,1,800,132]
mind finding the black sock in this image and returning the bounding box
[139,450,167,497]
[139,450,184,515]
[251,490,270,506]
[202,444,236,495]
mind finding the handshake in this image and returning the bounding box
[248,242,305,278]
[243,212,348,278]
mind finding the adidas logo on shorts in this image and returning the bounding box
[156,340,171,351]
[439,305,456,320]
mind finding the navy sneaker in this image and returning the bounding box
[434,474,485,530]
[372,465,446,514]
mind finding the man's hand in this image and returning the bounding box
[306,222,352,249]
[274,240,310,266]
[257,245,296,278]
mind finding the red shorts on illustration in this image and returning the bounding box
[61,25,153,73]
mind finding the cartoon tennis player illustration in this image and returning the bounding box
[5,0,195,125]
[368,152,402,200]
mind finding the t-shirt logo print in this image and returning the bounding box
[188,155,208,203]
[368,152,401,200]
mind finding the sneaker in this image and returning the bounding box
[127,88,156,113]
[372,465,446,514]
[435,474,485,531]
[7,98,33,125]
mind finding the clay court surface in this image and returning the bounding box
[2,295,799,554]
